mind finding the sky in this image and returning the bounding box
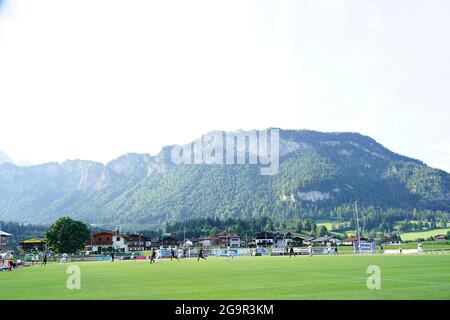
[0,0,449,172]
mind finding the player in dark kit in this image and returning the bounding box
[150,248,156,264]
[289,245,295,258]
[42,252,48,266]
[111,251,115,262]
[197,246,207,261]
[171,248,179,261]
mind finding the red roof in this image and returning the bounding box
[342,237,367,242]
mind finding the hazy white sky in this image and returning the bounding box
[0,0,449,172]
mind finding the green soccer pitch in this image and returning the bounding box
[1,254,449,300]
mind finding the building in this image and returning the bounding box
[0,230,12,251]
[303,237,316,245]
[127,234,152,251]
[86,231,129,253]
[217,231,241,248]
[181,239,194,248]
[311,236,340,246]
[253,231,276,247]
[434,234,447,240]
[292,236,305,246]
[19,238,46,252]
[152,235,179,247]
[198,236,219,247]
[273,232,293,248]
[342,236,368,246]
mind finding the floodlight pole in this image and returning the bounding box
[355,201,361,254]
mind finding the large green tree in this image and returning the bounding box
[45,217,90,254]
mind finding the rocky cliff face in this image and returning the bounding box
[0,129,449,226]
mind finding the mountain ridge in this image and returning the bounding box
[1,129,449,228]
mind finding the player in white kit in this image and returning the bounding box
[59,253,68,267]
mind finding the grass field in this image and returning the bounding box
[399,228,450,241]
[1,254,450,300]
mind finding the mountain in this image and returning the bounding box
[0,129,449,229]
[0,150,12,165]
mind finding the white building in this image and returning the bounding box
[0,230,12,251]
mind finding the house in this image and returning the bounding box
[0,230,12,251]
[198,236,219,247]
[273,232,293,248]
[341,236,368,246]
[254,231,276,247]
[383,234,402,245]
[181,239,194,248]
[303,237,316,245]
[19,238,46,252]
[127,234,152,251]
[85,231,129,253]
[311,236,340,246]
[292,236,305,246]
[217,231,241,248]
[152,235,179,247]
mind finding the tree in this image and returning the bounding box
[310,221,317,235]
[45,217,90,254]
[317,225,328,237]
[295,220,303,233]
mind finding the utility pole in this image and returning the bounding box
[355,201,361,254]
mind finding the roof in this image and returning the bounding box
[92,231,129,239]
[92,231,115,236]
[312,236,336,242]
[0,231,12,237]
[217,231,240,238]
[254,231,277,239]
[342,237,367,242]
[20,238,46,244]
[274,232,293,239]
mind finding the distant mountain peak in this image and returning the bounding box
[0,150,12,165]
[0,129,449,227]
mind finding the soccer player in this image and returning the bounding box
[177,248,183,260]
[111,251,115,262]
[308,244,313,257]
[171,247,179,261]
[227,246,234,259]
[156,248,162,263]
[418,241,423,255]
[42,252,48,266]
[289,245,295,258]
[197,245,207,261]
[59,253,68,267]
[149,248,156,264]
[327,242,332,255]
